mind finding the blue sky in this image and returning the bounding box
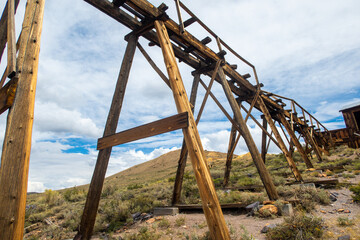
[0,0,359,192]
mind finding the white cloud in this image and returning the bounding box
[28,182,46,193]
[0,0,359,191]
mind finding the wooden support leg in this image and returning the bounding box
[0,0,45,238]
[223,123,237,187]
[257,96,303,182]
[261,115,268,163]
[299,126,323,162]
[74,35,138,240]
[277,113,314,169]
[172,73,200,206]
[155,20,230,240]
[217,66,279,200]
[0,0,20,64]
[7,0,17,78]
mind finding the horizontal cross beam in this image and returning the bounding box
[97,112,189,149]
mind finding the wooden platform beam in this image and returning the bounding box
[172,73,200,205]
[7,0,17,78]
[155,20,230,240]
[97,112,188,150]
[223,123,237,187]
[0,0,45,238]
[257,96,303,182]
[299,126,323,162]
[217,66,279,200]
[278,113,314,169]
[74,35,138,240]
[0,0,20,64]
[261,115,268,163]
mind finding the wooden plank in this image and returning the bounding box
[0,78,17,114]
[261,115,268,163]
[97,112,189,150]
[136,42,170,88]
[217,66,279,200]
[0,0,45,238]
[278,113,314,169]
[172,74,200,205]
[0,0,20,64]
[155,20,230,240]
[7,0,17,78]
[257,95,303,182]
[74,35,138,240]
[223,124,237,187]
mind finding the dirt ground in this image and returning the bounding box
[91,185,360,240]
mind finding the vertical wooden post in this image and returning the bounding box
[217,66,279,200]
[7,0,16,78]
[277,113,314,169]
[257,96,303,182]
[0,0,44,238]
[0,0,20,64]
[261,115,268,163]
[298,126,323,162]
[172,73,200,205]
[155,20,230,240]
[223,123,237,187]
[74,35,138,240]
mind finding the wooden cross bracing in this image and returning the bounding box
[0,0,336,239]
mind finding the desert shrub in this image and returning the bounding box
[157,218,170,228]
[101,184,118,197]
[277,186,330,212]
[61,207,83,231]
[129,195,155,213]
[124,226,160,240]
[337,216,354,226]
[96,199,131,232]
[266,213,324,239]
[350,183,360,202]
[342,173,355,178]
[62,187,86,202]
[127,183,143,190]
[43,189,63,207]
[175,216,186,226]
[213,178,223,187]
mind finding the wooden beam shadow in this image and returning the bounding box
[97,112,189,150]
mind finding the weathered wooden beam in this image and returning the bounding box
[136,42,170,88]
[217,66,279,200]
[74,35,138,240]
[172,73,200,205]
[0,0,20,64]
[223,123,237,187]
[0,1,44,238]
[278,113,314,169]
[298,126,323,162]
[97,112,188,150]
[183,16,197,27]
[155,20,230,240]
[0,78,17,114]
[257,96,303,182]
[7,0,17,78]
[261,115,268,163]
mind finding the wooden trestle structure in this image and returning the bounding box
[0,0,336,239]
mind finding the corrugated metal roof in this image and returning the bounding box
[340,101,360,112]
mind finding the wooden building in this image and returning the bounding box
[327,102,360,148]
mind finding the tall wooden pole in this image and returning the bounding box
[0,0,44,239]
[74,35,138,240]
[257,96,303,182]
[172,73,200,205]
[155,20,230,240]
[7,0,17,78]
[277,113,314,169]
[298,126,323,162]
[217,66,279,200]
[223,123,237,187]
[0,0,20,64]
[261,115,268,163]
